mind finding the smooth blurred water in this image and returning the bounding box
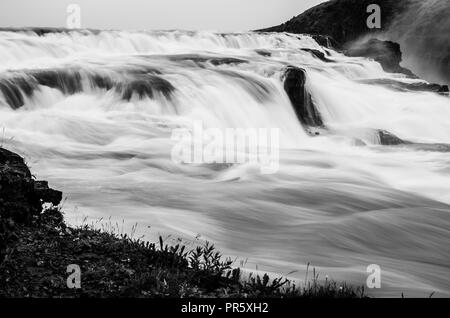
[0,29,449,297]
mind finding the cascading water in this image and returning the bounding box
[0,29,449,297]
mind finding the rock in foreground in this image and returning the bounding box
[0,148,62,225]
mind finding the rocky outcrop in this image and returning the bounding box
[358,78,449,96]
[259,0,405,46]
[0,78,33,110]
[301,49,334,63]
[345,39,416,77]
[0,67,176,109]
[377,130,409,146]
[311,35,339,50]
[0,148,62,225]
[259,0,450,86]
[283,67,323,128]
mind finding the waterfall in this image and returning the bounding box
[1,29,449,297]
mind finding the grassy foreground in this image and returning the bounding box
[0,206,366,298]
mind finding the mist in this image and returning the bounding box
[386,0,450,85]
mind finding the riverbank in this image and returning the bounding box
[0,147,366,298]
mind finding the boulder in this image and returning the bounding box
[301,48,334,63]
[283,67,324,128]
[377,130,409,145]
[345,39,416,77]
[311,35,339,49]
[0,148,62,225]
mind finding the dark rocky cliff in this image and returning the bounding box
[259,0,406,46]
[0,148,62,225]
[344,38,416,76]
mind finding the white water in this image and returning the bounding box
[1,29,449,297]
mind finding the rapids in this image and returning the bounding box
[0,29,449,297]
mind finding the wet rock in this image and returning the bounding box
[217,69,272,103]
[118,75,175,101]
[345,39,416,77]
[0,148,32,178]
[301,48,334,62]
[408,143,450,153]
[283,67,323,127]
[311,35,339,49]
[1,67,176,109]
[168,54,247,66]
[0,148,62,225]
[0,79,32,110]
[32,69,84,95]
[377,130,409,145]
[353,138,367,147]
[255,49,272,57]
[438,85,450,95]
[90,74,114,91]
[208,57,248,66]
[358,78,449,96]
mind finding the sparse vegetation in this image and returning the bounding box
[0,206,367,298]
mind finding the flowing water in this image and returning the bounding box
[0,29,449,297]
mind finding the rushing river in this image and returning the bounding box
[0,29,449,297]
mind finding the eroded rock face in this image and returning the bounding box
[345,39,416,77]
[357,78,449,96]
[283,67,323,128]
[0,67,177,110]
[0,148,62,225]
[259,0,404,45]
